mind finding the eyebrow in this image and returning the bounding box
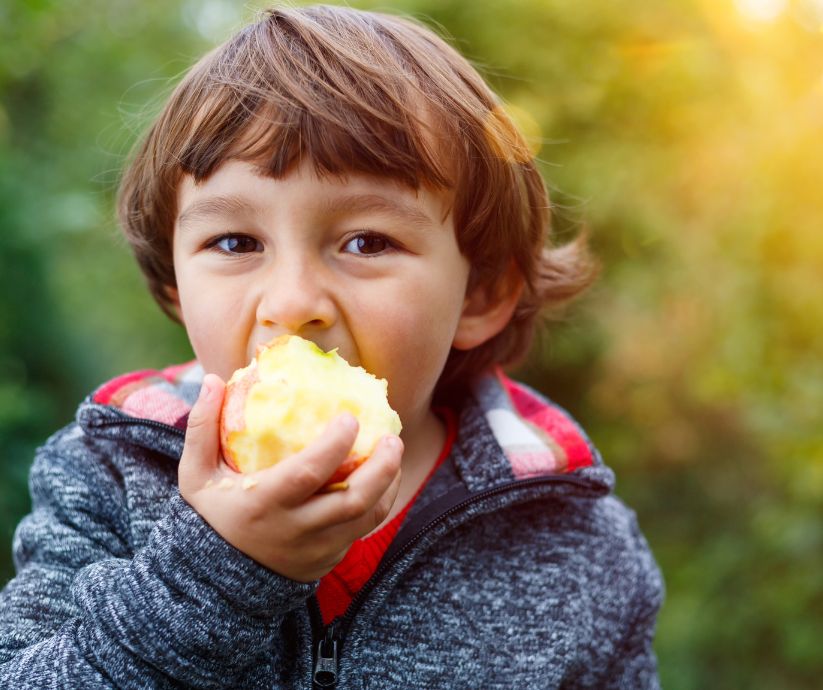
[320,193,435,230]
[177,195,257,231]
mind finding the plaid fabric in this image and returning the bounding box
[473,367,594,476]
[92,361,204,431]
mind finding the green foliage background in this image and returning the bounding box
[1,0,821,687]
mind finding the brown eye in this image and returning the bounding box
[345,233,390,255]
[214,235,261,254]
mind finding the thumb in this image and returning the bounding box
[179,373,226,493]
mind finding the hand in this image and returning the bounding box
[178,373,404,582]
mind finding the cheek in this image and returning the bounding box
[359,283,464,394]
[175,284,244,377]
[180,314,221,369]
[359,283,461,352]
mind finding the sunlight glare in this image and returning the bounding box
[734,0,787,22]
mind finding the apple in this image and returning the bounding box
[219,335,402,490]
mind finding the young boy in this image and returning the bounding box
[0,5,663,688]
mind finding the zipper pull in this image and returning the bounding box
[313,623,339,688]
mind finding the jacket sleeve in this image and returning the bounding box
[602,513,665,690]
[0,428,315,688]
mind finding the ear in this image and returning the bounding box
[453,262,524,351]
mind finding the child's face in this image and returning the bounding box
[170,160,472,430]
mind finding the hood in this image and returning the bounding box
[76,360,202,459]
[76,362,612,495]
[87,360,204,430]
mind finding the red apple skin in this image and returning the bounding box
[323,456,366,490]
[218,363,260,473]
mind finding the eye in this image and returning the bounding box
[343,232,392,256]
[208,234,263,255]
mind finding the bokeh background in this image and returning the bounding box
[1,0,821,687]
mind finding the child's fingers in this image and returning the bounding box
[300,434,403,534]
[178,374,226,494]
[263,413,360,506]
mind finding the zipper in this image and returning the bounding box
[88,416,186,436]
[83,414,187,458]
[311,614,339,688]
[309,473,591,688]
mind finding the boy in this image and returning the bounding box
[0,5,663,688]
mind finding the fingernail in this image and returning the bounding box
[199,379,212,402]
[337,413,357,431]
[383,435,401,451]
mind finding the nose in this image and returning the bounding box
[255,255,337,335]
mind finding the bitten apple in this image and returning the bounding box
[219,335,402,490]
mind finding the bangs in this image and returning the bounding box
[173,12,457,189]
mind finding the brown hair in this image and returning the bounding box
[118,4,597,398]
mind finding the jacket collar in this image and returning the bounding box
[77,362,612,495]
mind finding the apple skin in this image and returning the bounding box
[219,358,260,474]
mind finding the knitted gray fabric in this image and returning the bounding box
[0,376,663,689]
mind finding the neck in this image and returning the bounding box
[402,407,446,472]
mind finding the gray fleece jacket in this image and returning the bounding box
[0,363,663,689]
